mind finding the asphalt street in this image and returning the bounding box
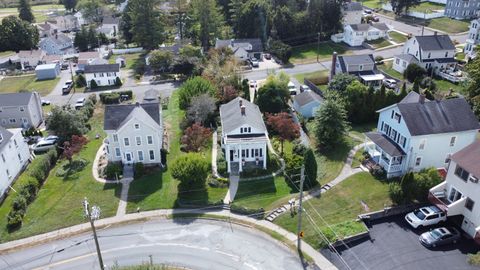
[0,218,307,270]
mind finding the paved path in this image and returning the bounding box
[223,174,239,204]
[211,130,219,177]
[116,179,132,217]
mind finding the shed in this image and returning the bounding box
[116,56,126,68]
[35,63,60,80]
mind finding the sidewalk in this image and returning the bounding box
[0,208,338,270]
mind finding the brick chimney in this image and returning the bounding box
[240,105,246,116]
[419,94,426,104]
[330,51,337,80]
[239,99,243,107]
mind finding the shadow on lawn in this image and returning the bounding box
[125,168,164,204]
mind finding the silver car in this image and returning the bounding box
[419,227,461,247]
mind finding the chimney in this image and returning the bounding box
[419,94,426,104]
[55,34,58,39]
[240,105,246,116]
[330,51,337,80]
[239,99,243,107]
[434,31,437,36]
[135,102,140,107]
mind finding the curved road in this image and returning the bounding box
[0,218,307,270]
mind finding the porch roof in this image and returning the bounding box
[366,132,406,157]
[360,73,385,81]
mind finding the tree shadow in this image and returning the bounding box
[234,177,278,201]
[60,159,90,181]
[125,167,164,204]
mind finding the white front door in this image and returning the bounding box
[462,217,476,238]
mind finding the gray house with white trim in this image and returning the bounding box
[0,92,43,129]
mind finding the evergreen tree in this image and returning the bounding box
[74,26,89,51]
[303,148,318,189]
[129,0,165,49]
[313,94,350,151]
[62,0,78,12]
[188,0,226,50]
[18,0,34,23]
[120,1,133,45]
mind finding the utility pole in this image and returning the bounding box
[83,198,104,270]
[69,60,76,93]
[297,166,305,249]
[316,32,321,62]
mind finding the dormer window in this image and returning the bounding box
[134,123,140,129]
[445,52,448,57]
[359,65,364,71]
[20,107,24,112]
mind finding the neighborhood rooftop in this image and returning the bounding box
[344,2,363,11]
[415,35,455,51]
[0,127,13,151]
[294,90,324,107]
[84,64,120,73]
[219,97,266,134]
[104,102,160,130]
[451,140,480,179]
[349,23,389,31]
[0,92,34,106]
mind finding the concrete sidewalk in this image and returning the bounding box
[0,208,337,270]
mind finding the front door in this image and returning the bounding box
[229,150,234,161]
[125,152,132,163]
[462,217,476,237]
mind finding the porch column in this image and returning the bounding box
[225,144,231,173]
[262,144,267,169]
[238,144,242,172]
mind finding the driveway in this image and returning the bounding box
[321,215,480,270]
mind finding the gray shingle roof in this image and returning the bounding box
[397,98,480,136]
[366,132,406,156]
[104,103,160,130]
[395,53,418,63]
[102,16,120,25]
[219,97,266,134]
[232,38,263,52]
[0,127,13,152]
[415,35,455,51]
[0,92,33,106]
[337,54,375,72]
[18,50,44,58]
[451,140,480,179]
[344,2,363,11]
[371,23,390,31]
[84,64,119,73]
[399,91,428,104]
[350,23,389,32]
[294,91,324,107]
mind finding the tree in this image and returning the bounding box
[181,123,211,152]
[148,50,174,73]
[202,47,240,90]
[267,38,291,63]
[18,0,34,23]
[344,80,369,124]
[466,56,480,117]
[77,0,104,23]
[188,0,226,50]
[46,107,89,141]
[90,79,98,89]
[390,0,421,15]
[62,0,77,12]
[74,26,89,51]
[404,63,426,83]
[186,93,216,125]
[313,95,350,150]
[221,84,238,103]
[308,0,342,37]
[0,16,39,51]
[62,135,88,163]
[328,73,357,92]
[178,76,216,109]
[414,168,442,202]
[256,73,290,113]
[303,148,318,189]
[266,112,300,155]
[170,153,210,186]
[129,0,165,49]
[120,1,133,45]
[400,172,415,202]
[172,44,203,76]
[114,77,122,86]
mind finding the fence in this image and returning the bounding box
[111,47,144,54]
[382,3,445,19]
[304,78,325,97]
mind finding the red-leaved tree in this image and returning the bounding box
[181,123,211,152]
[63,135,88,163]
[266,112,300,155]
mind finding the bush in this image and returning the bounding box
[105,163,122,179]
[6,211,23,231]
[171,153,210,186]
[29,154,52,183]
[134,162,145,179]
[230,204,265,219]
[420,77,436,91]
[293,143,306,156]
[76,74,86,87]
[403,63,426,83]
[99,92,120,104]
[88,93,97,104]
[90,79,98,89]
[12,195,27,212]
[388,182,404,205]
[267,38,292,63]
[19,179,39,203]
[115,76,122,86]
[468,253,480,266]
[217,152,228,176]
[118,90,133,100]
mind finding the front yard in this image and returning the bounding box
[293,70,329,86]
[274,172,392,249]
[290,42,351,64]
[0,75,60,95]
[109,52,145,70]
[366,38,392,49]
[377,60,403,80]
[426,17,470,34]
[409,2,445,13]
[388,31,408,44]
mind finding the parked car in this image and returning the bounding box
[249,58,259,68]
[62,83,73,95]
[264,53,272,60]
[288,81,297,95]
[33,139,57,153]
[74,97,86,109]
[65,80,73,86]
[405,206,447,228]
[363,9,373,14]
[45,135,59,143]
[300,85,311,93]
[41,99,51,106]
[419,227,461,247]
[249,80,257,88]
[383,79,397,89]
[372,16,380,22]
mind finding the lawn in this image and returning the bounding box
[426,17,470,34]
[126,92,227,212]
[456,52,465,61]
[351,149,364,168]
[388,31,408,43]
[410,2,445,13]
[0,4,64,23]
[293,70,329,86]
[0,75,60,96]
[366,38,392,49]
[290,41,351,64]
[377,60,403,80]
[0,51,14,57]
[274,172,392,249]
[109,52,145,70]
[0,106,121,243]
[359,0,383,9]
[349,122,377,140]
[434,77,466,95]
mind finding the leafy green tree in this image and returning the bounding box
[148,50,174,73]
[188,0,226,50]
[390,0,421,15]
[74,26,89,51]
[308,0,342,37]
[327,74,357,92]
[62,0,77,12]
[46,106,89,141]
[171,153,210,186]
[77,0,104,23]
[345,80,369,123]
[267,38,291,63]
[178,76,216,109]
[303,148,318,189]
[414,168,442,202]
[129,0,165,49]
[0,15,39,51]
[90,79,98,88]
[404,63,426,83]
[412,78,420,93]
[400,172,415,202]
[120,1,133,45]
[256,73,290,113]
[18,0,34,23]
[229,0,268,40]
[313,94,350,150]
[466,55,480,117]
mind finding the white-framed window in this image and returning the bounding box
[359,65,364,71]
[9,118,16,123]
[147,135,153,145]
[6,169,10,178]
[21,118,28,124]
[136,136,141,146]
[18,153,22,162]
[415,156,422,167]
[455,165,470,182]
[134,123,140,129]
[113,134,118,142]
[115,147,121,157]
[149,150,155,160]
[138,151,144,161]
[124,137,130,146]
[395,58,400,64]
[19,106,24,112]
[445,52,449,57]
[450,136,456,147]
[1,153,5,162]
[448,186,462,202]
[465,198,475,211]
[13,139,17,148]
[419,139,426,150]
[427,52,431,58]
[106,146,110,154]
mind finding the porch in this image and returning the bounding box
[365,132,406,177]
[359,73,385,88]
[428,181,467,216]
[223,140,267,173]
[435,62,468,83]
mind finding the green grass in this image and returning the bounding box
[349,122,377,140]
[290,41,351,64]
[274,172,392,249]
[293,70,329,86]
[0,4,64,23]
[378,60,403,80]
[426,17,470,34]
[388,31,408,43]
[0,75,60,96]
[366,38,392,49]
[0,106,121,243]
[109,52,145,70]
[351,150,364,168]
[455,52,465,61]
[433,77,466,95]
[0,50,14,57]
[359,0,383,9]
[409,2,445,13]
[126,92,227,212]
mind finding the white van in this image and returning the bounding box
[33,139,57,153]
[288,81,296,95]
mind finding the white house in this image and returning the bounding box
[39,34,75,55]
[343,2,363,25]
[464,19,480,60]
[17,50,46,69]
[219,97,268,174]
[99,16,120,38]
[103,102,163,166]
[0,92,44,129]
[84,64,120,88]
[0,127,30,200]
[293,90,324,119]
[215,38,263,60]
[342,23,390,47]
[36,22,58,38]
[331,53,385,87]
[364,92,480,178]
[429,140,480,244]
[77,51,104,71]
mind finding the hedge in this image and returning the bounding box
[99,92,120,104]
[230,204,265,219]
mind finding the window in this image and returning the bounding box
[1,154,5,162]
[106,146,110,154]
[259,148,263,157]
[22,118,27,124]
[444,154,451,164]
[449,136,456,147]
[448,187,462,202]
[415,157,422,167]
[138,151,144,161]
[394,113,401,123]
[134,123,140,129]
[149,150,155,160]
[9,118,16,123]
[17,153,22,162]
[19,106,24,112]
[124,137,130,146]
[136,136,141,146]
[113,134,118,142]
[147,135,153,145]
[0,133,2,142]
[13,139,17,148]
[248,127,251,133]
[241,149,245,157]
[396,58,400,64]
[419,139,426,150]
[115,148,121,157]
[428,52,431,58]
[6,169,10,178]
[240,128,243,134]
[359,65,364,71]
[445,52,448,57]
[391,111,395,119]
[465,198,475,211]
[455,165,470,182]
[399,136,406,148]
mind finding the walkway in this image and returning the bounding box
[265,143,367,221]
[223,174,239,204]
[116,179,132,217]
[211,131,219,177]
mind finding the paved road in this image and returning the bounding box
[0,219,307,270]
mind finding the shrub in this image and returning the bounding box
[388,182,404,205]
[178,77,216,110]
[134,162,145,179]
[118,90,133,99]
[29,156,50,183]
[45,149,58,167]
[171,153,210,186]
[217,152,228,176]
[88,93,97,104]
[420,77,436,91]
[90,79,98,89]
[293,143,307,156]
[403,63,426,83]
[468,253,480,266]
[19,179,39,203]
[76,74,86,87]
[230,204,265,219]
[99,92,120,104]
[267,38,292,63]
[12,195,27,212]
[6,211,23,231]
[115,76,122,86]
[105,163,122,179]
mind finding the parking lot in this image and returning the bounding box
[322,215,480,270]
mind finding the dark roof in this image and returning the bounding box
[371,23,389,31]
[395,54,418,63]
[219,97,266,134]
[102,16,120,25]
[451,140,480,179]
[0,127,13,152]
[366,132,406,156]
[84,64,119,73]
[435,58,456,63]
[0,92,33,106]
[344,2,363,11]
[232,38,263,52]
[294,91,324,107]
[415,35,455,51]
[337,54,375,73]
[399,91,427,104]
[349,24,371,31]
[104,103,160,130]
[396,98,480,136]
